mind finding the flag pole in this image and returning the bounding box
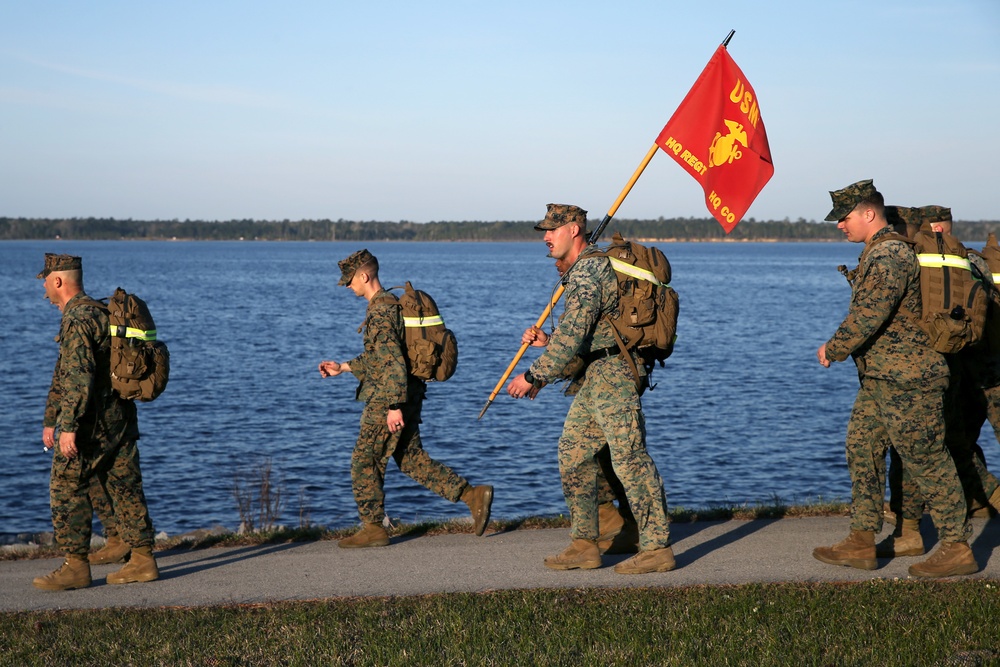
[722,29,735,48]
[477,143,660,420]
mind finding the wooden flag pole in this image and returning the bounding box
[477,143,660,420]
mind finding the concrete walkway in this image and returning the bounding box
[3,516,999,612]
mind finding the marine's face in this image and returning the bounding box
[42,273,59,307]
[346,271,365,297]
[544,224,575,262]
[837,206,869,243]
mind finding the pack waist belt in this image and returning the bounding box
[581,347,619,365]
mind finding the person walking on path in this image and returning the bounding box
[506,204,673,574]
[33,253,158,591]
[882,205,1000,557]
[814,180,977,578]
[319,249,493,548]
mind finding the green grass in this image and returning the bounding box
[2,581,999,666]
[5,503,1000,666]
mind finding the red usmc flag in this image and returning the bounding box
[655,45,773,234]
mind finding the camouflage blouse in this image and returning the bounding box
[44,292,137,442]
[529,247,619,385]
[349,289,410,407]
[826,226,948,384]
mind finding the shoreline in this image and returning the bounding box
[0,499,857,560]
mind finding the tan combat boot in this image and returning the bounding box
[461,485,494,536]
[875,518,924,558]
[597,502,624,543]
[338,522,390,549]
[32,555,91,591]
[89,535,131,565]
[812,530,877,570]
[614,546,676,574]
[107,546,159,584]
[908,541,978,578]
[543,538,602,570]
[882,502,897,526]
[597,502,639,554]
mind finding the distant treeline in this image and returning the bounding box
[3,216,1000,242]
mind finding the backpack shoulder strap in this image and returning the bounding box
[858,230,913,267]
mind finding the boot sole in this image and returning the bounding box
[543,559,602,571]
[614,562,676,574]
[812,551,877,570]
[107,573,159,585]
[908,563,979,578]
[338,539,390,549]
[32,579,91,591]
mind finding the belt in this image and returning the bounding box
[580,347,619,365]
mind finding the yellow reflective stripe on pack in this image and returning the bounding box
[916,254,972,271]
[609,257,669,287]
[111,325,157,341]
[993,273,1000,284]
[403,315,444,328]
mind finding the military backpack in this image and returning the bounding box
[83,288,170,402]
[852,229,988,355]
[910,227,988,354]
[976,233,1000,353]
[388,282,458,382]
[593,232,679,389]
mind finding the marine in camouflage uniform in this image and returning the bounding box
[33,253,157,591]
[887,208,1000,546]
[814,181,976,578]
[319,250,493,548]
[507,204,673,574]
[973,233,1000,456]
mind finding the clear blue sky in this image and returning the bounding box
[2,1,998,223]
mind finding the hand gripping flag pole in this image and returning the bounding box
[477,144,659,420]
[479,30,773,419]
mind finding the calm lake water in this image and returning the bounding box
[2,239,995,537]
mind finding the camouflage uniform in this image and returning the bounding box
[347,289,469,524]
[888,211,1000,519]
[894,255,999,518]
[528,246,670,551]
[826,226,970,542]
[45,291,154,557]
[89,477,119,539]
[973,235,1000,451]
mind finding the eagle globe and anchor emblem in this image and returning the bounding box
[708,119,748,167]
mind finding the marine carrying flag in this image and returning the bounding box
[655,45,773,234]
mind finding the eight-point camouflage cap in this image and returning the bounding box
[824,179,880,221]
[338,248,375,286]
[919,205,952,225]
[534,203,588,231]
[36,253,82,279]
[885,205,921,238]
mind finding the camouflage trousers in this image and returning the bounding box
[49,437,155,557]
[888,362,999,519]
[88,476,118,538]
[352,399,468,524]
[596,445,635,522]
[847,377,970,542]
[558,357,669,550]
